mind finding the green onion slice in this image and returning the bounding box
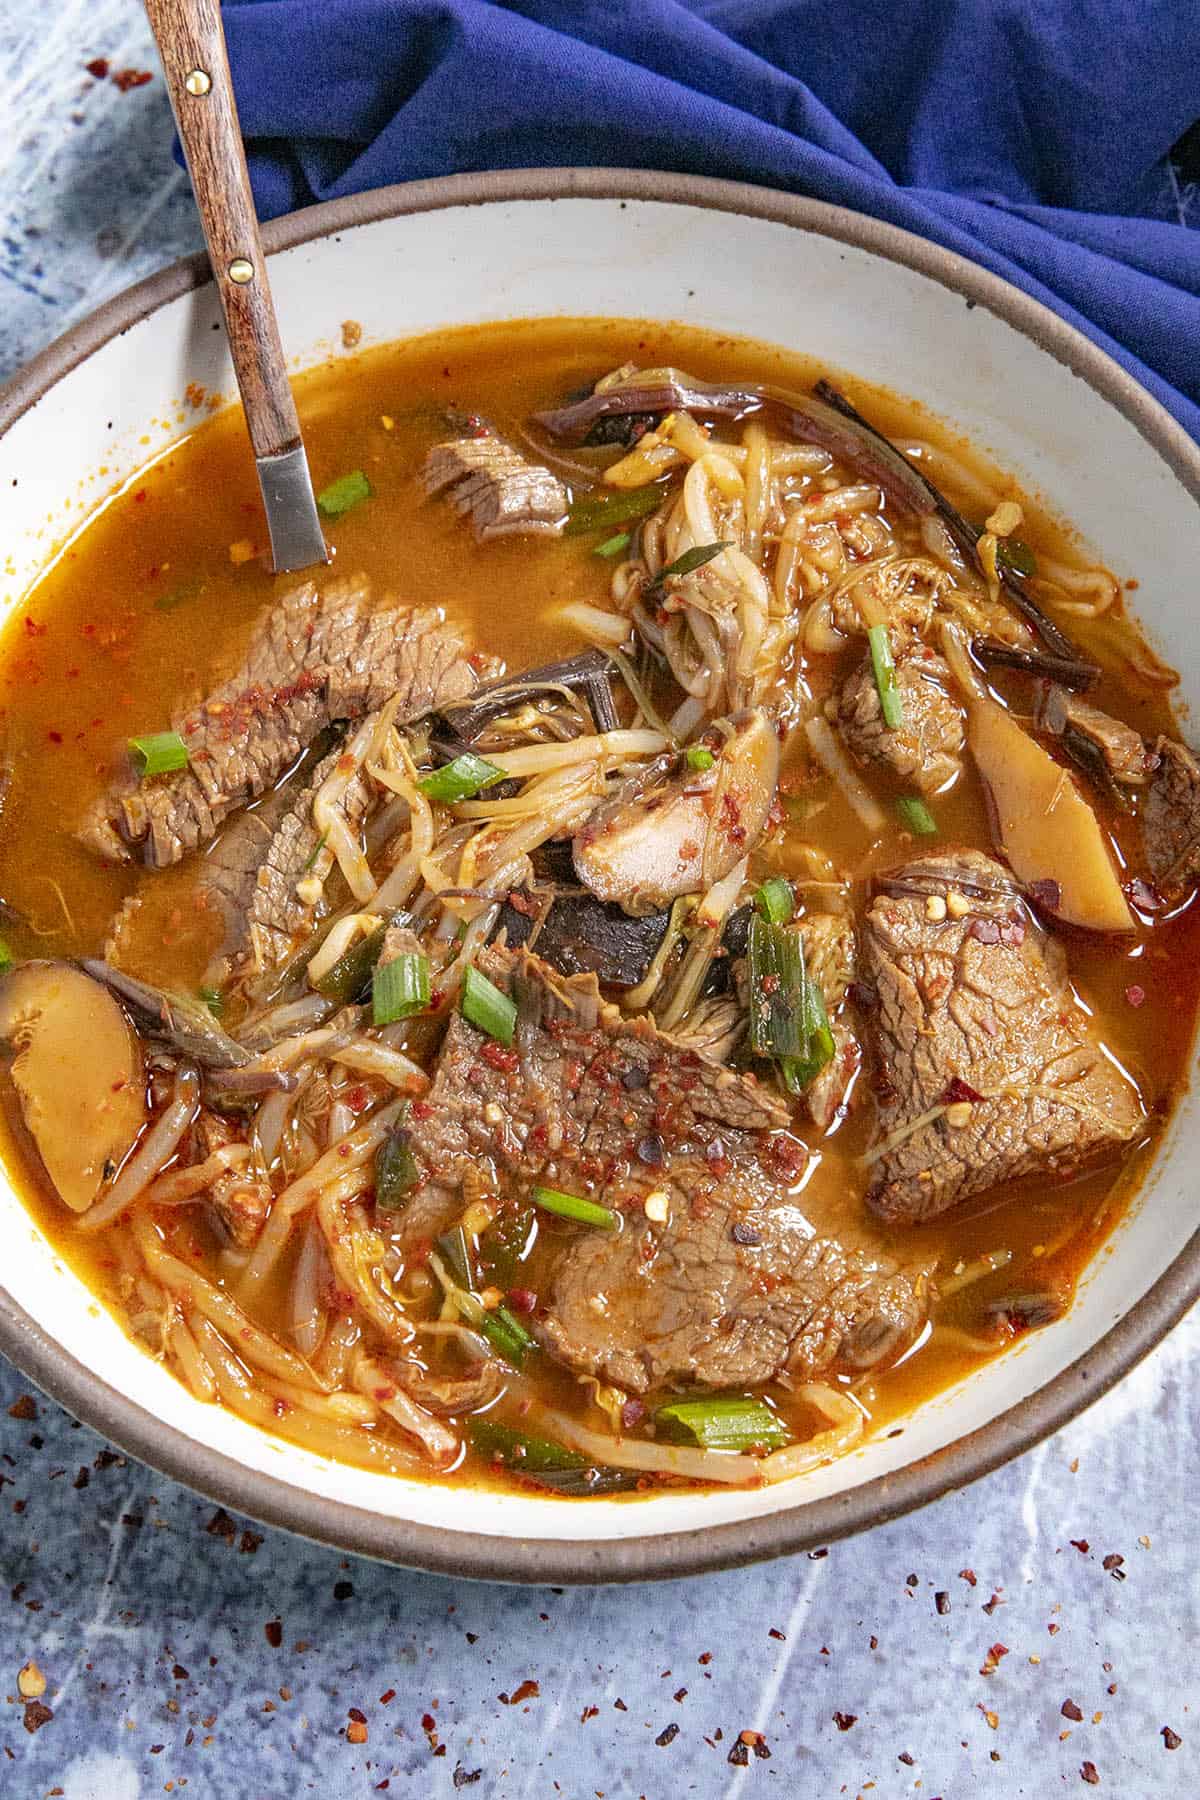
[480,1304,536,1370]
[532,1185,617,1231]
[993,534,1038,579]
[654,1396,792,1452]
[747,915,835,1093]
[313,921,386,1003]
[685,745,715,771]
[418,752,507,805]
[754,876,794,925]
[317,469,372,518]
[647,540,732,598]
[198,984,224,1016]
[375,1129,419,1212]
[129,731,189,777]
[896,795,938,836]
[593,531,630,559]
[300,831,329,874]
[436,1222,475,1291]
[0,937,13,974]
[461,965,517,1046]
[563,482,666,537]
[867,623,905,730]
[372,952,430,1026]
[468,1418,586,1472]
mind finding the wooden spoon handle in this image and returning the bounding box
[145,0,301,463]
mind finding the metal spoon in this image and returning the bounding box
[144,0,328,574]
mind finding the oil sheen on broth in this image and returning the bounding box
[0,318,1195,1498]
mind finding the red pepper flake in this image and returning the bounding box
[980,1644,1009,1676]
[1124,985,1145,1009]
[7,1394,37,1421]
[47,730,63,744]
[500,1679,539,1706]
[698,1653,712,1666]
[655,1723,680,1747]
[1027,878,1062,913]
[1080,1761,1100,1785]
[979,1706,1000,1731]
[727,1741,750,1766]
[23,615,45,637]
[22,1701,53,1734]
[768,1627,786,1642]
[982,1592,1006,1616]
[1162,1727,1182,1750]
[833,1712,857,1731]
[898,1751,915,1766]
[112,68,153,90]
[508,1287,537,1316]
[940,1075,984,1105]
[84,57,110,78]
[614,1696,628,1709]
[347,1716,368,1745]
[1102,1552,1126,1580]
[934,1591,951,1615]
[1062,1699,1084,1722]
[1070,1538,1090,1554]
[264,1618,283,1648]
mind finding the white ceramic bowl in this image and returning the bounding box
[1,171,1198,1582]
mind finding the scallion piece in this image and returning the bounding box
[468,1418,586,1472]
[0,937,13,974]
[129,731,188,777]
[646,539,732,599]
[372,952,430,1025]
[654,1396,792,1451]
[593,531,630,558]
[480,1304,536,1369]
[563,482,665,537]
[685,745,715,771]
[754,877,794,925]
[300,830,329,874]
[896,795,937,836]
[532,1185,617,1230]
[436,1223,475,1291]
[418,752,507,805]
[375,1129,418,1212]
[867,622,904,730]
[994,534,1037,579]
[317,469,372,518]
[461,965,517,1046]
[747,915,835,1093]
[198,984,224,1016]
[313,921,386,1003]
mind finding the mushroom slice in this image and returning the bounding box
[0,961,145,1212]
[573,709,779,915]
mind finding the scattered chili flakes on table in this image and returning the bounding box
[112,68,153,90]
[1162,1726,1182,1751]
[833,1712,857,1731]
[1080,1760,1100,1784]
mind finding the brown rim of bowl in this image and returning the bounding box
[1,168,1199,1585]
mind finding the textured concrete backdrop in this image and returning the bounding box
[1,5,1197,1795]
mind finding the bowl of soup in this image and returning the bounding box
[1,170,1198,1581]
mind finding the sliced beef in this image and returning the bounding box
[409,947,927,1392]
[862,850,1143,1225]
[1141,736,1200,897]
[80,577,495,868]
[194,1110,272,1248]
[834,645,964,795]
[1038,685,1159,801]
[423,431,568,540]
[200,739,376,974]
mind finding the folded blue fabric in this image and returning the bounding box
[222,0,1200,442]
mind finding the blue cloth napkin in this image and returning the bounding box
[222,0,1200,443]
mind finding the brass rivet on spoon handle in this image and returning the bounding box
[143,0,328,574]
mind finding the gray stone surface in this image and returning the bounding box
[1,3,1197,1793]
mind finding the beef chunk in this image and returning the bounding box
[423,432,568,540]
[1039,686,1158,800]
[1142,736,1200,897]
[862,851,1142,1224]
[834,646,964,795]
[80,578,494,868]
[409,948,927,1391]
